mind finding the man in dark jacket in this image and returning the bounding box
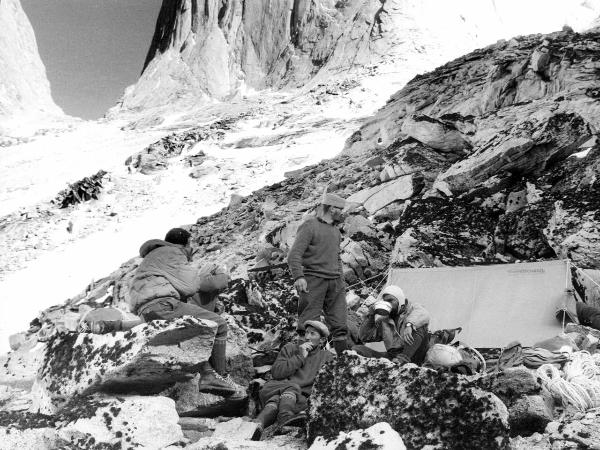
[287,192,349,354]
[129,227,238,396]
[557,295,600,331]
[253,320,333,437]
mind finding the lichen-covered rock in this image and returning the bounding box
[0,341,46,390]
[0,426,61,450]
[509,432,551,449]
[30,317,218,414]
[57,395,184,449]
[309,422,406,450]
[308,352,509,449]
[483,367,552,436]
[507,395,553,437]
[545,409,600,448]
[486,367,542,402]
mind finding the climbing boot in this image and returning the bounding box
[251,402,278,440]
[278,410,306,428]
[276,393,304,426]
[197,362,239,396]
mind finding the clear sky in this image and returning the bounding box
[21,0,163,120]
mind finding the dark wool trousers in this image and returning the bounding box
[297,275,347,342]
[354,323,429,365]
[576,302,600,330]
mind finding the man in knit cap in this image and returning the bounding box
[287,189,350,354]
[253,320,333,438]
[129,227,239,396]
[353,284,430,365]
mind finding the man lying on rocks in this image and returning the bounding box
[128,227,241,396]
[288,190,350,354]
[558,294,600,331]
[253,320,333,439]
[353,285,431,366]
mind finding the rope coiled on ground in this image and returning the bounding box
[537,351,600,411]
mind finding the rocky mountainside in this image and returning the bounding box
[114,0,600,117]
[3,25,600,449]
[0,0,62,126]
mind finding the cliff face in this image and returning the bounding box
[117,0,600,114]
[119,0,386,111]
[0,0,61,121]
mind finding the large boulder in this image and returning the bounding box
[401,115,471,153]
[436,112,591,194]
[486,367,542,401]
[309,422,406,449]
[0,426,61,450]
[1,395,184,450]
[308,352,509,449]
[30,317,218,414]
[347,173,422,214]
[0,340,46,390]
[57,395,184,449]
[482,367,553,436]
[507,395,553,437]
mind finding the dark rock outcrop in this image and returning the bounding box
[308,352,509,449]
[483,367,553,437]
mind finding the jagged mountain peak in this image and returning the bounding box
[113,0,600,117]
[0,0,62,126]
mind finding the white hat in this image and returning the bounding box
[379,285,406,303]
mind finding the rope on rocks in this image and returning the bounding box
[347,266,392,291]
[537,351,600,411]
[537,363,593,411]
[565,351,600,382]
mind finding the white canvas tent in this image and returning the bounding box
[387,260,571,347]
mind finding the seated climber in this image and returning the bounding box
[129,227,238,396]
[253,320,333,437]
[353,285,430,365]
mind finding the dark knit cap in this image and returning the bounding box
[165,228,191,246]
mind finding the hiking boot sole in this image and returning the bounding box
[198,385,238,397]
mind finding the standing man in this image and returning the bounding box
[288,191,349,354]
